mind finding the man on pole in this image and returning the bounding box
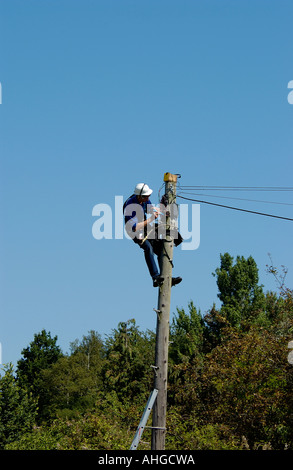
[123,182,182,288]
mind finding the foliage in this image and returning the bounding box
[2,253,292,450]
[38,331,105,421]
[102,319,155,402]
[0,364,38,449]
[5,411,132,450]
[16,329,63,422]
[16,329,63,394]
[170,301,204,364]
[213,253,265,328]
[166,408,241,450]
[199,327,292,449]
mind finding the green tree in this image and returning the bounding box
[103,319,155,402]
[5,410,133,450]
[39,355,98,420]
[265,258,293,336]
[39,331,106,420]
[16,329,63,421]
[202,304,228,351]
[17,329,63,392]
[70,330,105,373]
[213,253,265,328]
[203,327,292,449]
[0,364,38,449]
[170,301,204,364]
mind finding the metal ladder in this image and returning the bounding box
[130,388,158,450]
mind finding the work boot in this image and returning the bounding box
[153,276,164,287]
[172,276,182,287]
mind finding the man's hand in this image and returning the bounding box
[152,207,161,220]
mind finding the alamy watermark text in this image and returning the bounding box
[92,196,200,251]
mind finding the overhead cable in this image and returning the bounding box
[178,190,293,206]
[178,185,293,192]
[177,195,293,222]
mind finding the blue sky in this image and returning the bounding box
[1,0,293,367]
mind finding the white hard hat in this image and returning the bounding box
[134,183,153,197]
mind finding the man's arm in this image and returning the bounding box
[135,208,160,232]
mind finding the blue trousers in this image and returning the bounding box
[138,239,160,279]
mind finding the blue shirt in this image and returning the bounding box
[123,194,152,235]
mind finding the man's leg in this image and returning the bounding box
[139,240,160,279]
[151,239,182,287]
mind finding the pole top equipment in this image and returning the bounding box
[164,172,179,183]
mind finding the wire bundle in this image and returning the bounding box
[176,185,293,221]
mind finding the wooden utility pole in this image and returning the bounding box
[151,172,178,450]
